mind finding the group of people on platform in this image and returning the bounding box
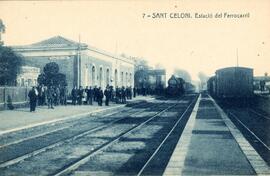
[28,84,68,112]
[28,84,137,112]
[70,85,135,106]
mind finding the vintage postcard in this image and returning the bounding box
[0,1,269,175]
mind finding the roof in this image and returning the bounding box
[254,76,270,81]
[148,69,166,75]
[168,75,185,84]
[216,66,253,73]
[12,36,88,50]
[11,35,134,64]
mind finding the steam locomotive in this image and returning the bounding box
[166,75,185,97]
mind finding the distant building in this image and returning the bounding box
[148,69,166,89]
[16,66,40,87]
[254,76,270,93]
[12,36,135,90]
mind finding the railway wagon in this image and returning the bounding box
[207,76,216,96]
[215,67,254,98]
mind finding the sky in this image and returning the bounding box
[0,0,269,81]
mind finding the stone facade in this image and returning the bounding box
[17,66,40,87]
[12,36,134,91]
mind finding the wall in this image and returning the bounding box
[22,55,76,92]
[0,87,31,110]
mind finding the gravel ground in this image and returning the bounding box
[68,95,197,176]
[0,95,198,176]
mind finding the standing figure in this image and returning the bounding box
[47,86,55,109]
[85,86,89,104]
[115,86,120,104]
[128,87,132,99]
[133,87,137,98]
[71,86,77,105]
[109,86,114,101]
[28,86,38,112]
[54,86,60,106]
[104,87,110,106]
[87,86,93,105]
[98,87,104,106]
[37,84,45,106]
[60,86,68,105]
[93,86,97,102]
[121,86,126,104]
[78,86,84,105]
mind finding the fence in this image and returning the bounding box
[0,87,31,110]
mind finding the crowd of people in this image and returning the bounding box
[28,84,137,112]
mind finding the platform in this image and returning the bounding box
[164,93,270,175]
[0,96,154,135]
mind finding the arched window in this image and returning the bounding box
[106,68,110,87]
[99,67,103,88]
[115,69,118,88]
[121,72,124,87]
[126,72,128,87]
[92,66,95,86]
[130,73,132,87]
[85,66,89,86]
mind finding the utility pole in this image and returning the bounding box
[236,48,239,67]
[77,34,81,88]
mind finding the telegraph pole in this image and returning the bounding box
[236,48,239,67]
[77,34,81,87]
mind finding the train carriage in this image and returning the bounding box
[208,67,254,98]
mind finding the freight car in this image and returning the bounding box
[208,67,254,98]
[166,75,185,97]
[207,76,216,96]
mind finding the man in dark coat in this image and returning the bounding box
[115,86,120,104]
[104,87,110,106]
[28,87,38,112]
[98,87,104,106]
[121,86,126,104]
[93,86,98,102]
[60,86,68,105]
[133,87,137,98]
[71,86,77,105]
[87,86,93,105]
[85,86,89,104]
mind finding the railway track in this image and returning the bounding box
[0,97,197,176]
[136,95,197,176]
[248,108,270,120]
[0,95,198,175]
[0,101,155,168]
[0,101,150,147]
[61,95,198,176]
[227,109,270,165]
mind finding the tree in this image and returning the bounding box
[37,62,67,87]
[173,68,192,82]
[0,19,6,46]
[0,45,22,86]
[134,69,149,89]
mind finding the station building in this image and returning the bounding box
[16,66,40,87]
[12,36,135,91]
